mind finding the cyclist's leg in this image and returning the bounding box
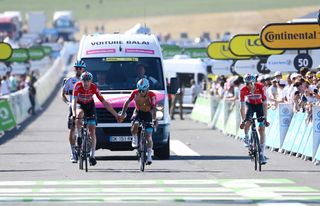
[75,104,84,141]
[256,104,267,162]
[244,103,253,147]
[130,112,139,148]
[68,106,77,162]
[143,112,154,164]
[85,101,98,165]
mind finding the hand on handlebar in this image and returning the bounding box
[240,121,245,129]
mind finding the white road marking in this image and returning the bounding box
[170,140,200,156]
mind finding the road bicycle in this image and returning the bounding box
[244,117,267,172]
[77,116,92,172]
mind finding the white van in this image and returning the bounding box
[77,33,171,159]
[163,55,207,107]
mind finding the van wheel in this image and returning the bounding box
[155,136,170,160]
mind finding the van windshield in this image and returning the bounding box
[83,57,165,91]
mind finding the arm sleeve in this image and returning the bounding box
[129,90,138,101]
[261,85,267,101]
[94,84,105,102]
[149,92,157,107]
[73,83,79,97]
[240,87,246,102]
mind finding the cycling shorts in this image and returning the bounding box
[77,101,97,126]
[246,103,265,127]
[132,110,153,134]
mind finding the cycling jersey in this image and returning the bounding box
[73,81,105,104]
[240,82,266,105]
[63,77,80,102]
[129,89,156,112]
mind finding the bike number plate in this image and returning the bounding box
[109,136,132,142]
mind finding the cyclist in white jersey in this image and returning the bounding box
[61,60,86,163]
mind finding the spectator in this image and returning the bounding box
[267,78,278,108]
[190,79,202,104]
[170,76,184,120]
[27,71,37,115]
[274,71,283,81]
[9,73,18,93]
[0,75,10,96]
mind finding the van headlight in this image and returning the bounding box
[156,104,164,111]
[156,111,164,120]
[156,104,164,120]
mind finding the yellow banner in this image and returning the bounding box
[230,34,284,56]
[207,42,250,60]
[0,43,13,60]
[260,23,320,49]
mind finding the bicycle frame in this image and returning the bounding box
[78,117,92,172]
[137,120,148,172]
[247,118,262,172]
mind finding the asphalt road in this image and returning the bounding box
[0,88,319,205]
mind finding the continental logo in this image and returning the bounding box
[265,31,317,42]
[260,23,320,50]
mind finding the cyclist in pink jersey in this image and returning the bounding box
[72,71,121,166]
[239,74,269,164]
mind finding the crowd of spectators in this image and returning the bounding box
[207,67,320,122]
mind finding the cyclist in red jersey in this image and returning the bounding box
[72,71,120,166]
[120,78,157,165]
[240,74,269,164]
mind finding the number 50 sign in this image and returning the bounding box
[293,53,313,70]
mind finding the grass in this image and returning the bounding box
[0,0,319,21]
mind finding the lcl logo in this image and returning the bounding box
[247,39,262,47]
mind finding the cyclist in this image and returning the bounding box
[120,78,157,165]
[72,71,121,166]
[61,60,86,163]
[239,74,269,164]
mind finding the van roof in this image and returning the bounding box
[78,33,162,59]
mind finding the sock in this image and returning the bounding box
[76,129,81,138]
[147,148,153,156]
[90,146,95,158]
[261,144,265,156]
[70,145,75,155]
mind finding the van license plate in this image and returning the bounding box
[109,136,132,142]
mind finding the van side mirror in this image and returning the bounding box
[168,77,179,94]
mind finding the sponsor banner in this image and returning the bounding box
[207,41,250,60]
[260,23,320,50]
[210,60,233,75]
[6,48,29,62]
[161,45,207,58]
[230,34,284,56]
[42,46,53,55]
[0,42,13,60]
[234,59,260,74]
[266,54,296,72]
[278,103,293,148]
[0,100,16,132]
[28,47,45,60]
[161,45,181,59]
[312,106,320,158]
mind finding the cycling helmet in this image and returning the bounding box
[243,74,256,83]
[137,78,149,91]
[74,60,86,68]
[80,71,93,81]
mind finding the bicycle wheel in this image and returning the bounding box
[139,131,146,172]
[252,132,258,171]
[79,129,84,170]
[255,133,262,171]
[83,134,88,172]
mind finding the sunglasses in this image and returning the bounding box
[75,67,83,70]
[138,90,147,93]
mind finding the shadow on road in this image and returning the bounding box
[0,169,55,173]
